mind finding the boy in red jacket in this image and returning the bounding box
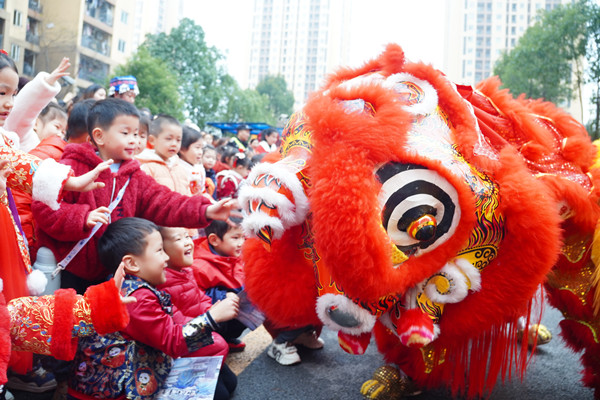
[32,98,238,294]
[192,219,247,352]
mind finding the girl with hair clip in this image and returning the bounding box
[215,152,251,200]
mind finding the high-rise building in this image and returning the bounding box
[444,0,563,85]
[0,0,182,93]
[248,0,351,110]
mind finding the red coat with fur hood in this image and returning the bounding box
[32,143,213,282]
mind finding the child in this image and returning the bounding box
[257,127,279,153]
[136,114,190,195]
[192,219,247,352]
[203,144,218,198]
[32,98,238,294]
[13,103,68,249]
[33,103,68,142]
[179,126,207,197]
[65,99,95,144]
[156,226,239,361]
[5,57,70,152]
[68,218,238,400]
[134,113,150,155]
[215,152,251,200]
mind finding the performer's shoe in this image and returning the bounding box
[267,341,301,366]
[292,330,324,350]
[518,323,552,346]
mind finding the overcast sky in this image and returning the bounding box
[185,0,447,87]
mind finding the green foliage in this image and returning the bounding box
[223,83,275,125]
[586,1,600,139]
[142,18,234,127]
[255,75,295,119]
[493,1,589,105]
[113,47,184,119]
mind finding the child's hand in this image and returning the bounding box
[205,198,242,225]
[45,57,71,86]
[209,295,240,323]
[114,261,136,305]
[0,159,10,193]
[64,159,113,192]
[86,206,110,229]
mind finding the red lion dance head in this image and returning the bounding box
[240,44,600,398]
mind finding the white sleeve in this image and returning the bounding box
[5,72,61,152]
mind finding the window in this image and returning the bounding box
[10,44,20,61]
[78,54,109,83]
[120,10,128,24]
[118,39,125,52]
[23,49,35,76]
[13,10,22,26]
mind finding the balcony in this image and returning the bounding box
[81,23,111,56]
[78,54,109,84]
[85,0,113,27]
[26,31,39,45]
[28,0,42,13]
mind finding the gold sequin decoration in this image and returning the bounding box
[561,234,590,264]
[420,345,446,374]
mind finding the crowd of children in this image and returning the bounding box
[0,48,326,400]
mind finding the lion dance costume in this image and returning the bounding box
[239,44,600,398]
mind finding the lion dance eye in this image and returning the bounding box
[407,214,437,241]
[376,163,461,257]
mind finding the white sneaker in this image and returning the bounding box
[292,331,325,350]
[267,341,301,365]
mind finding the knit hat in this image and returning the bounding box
[108,75,140,97]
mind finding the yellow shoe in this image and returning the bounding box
[518,323,552,346]
[360,365,422,399]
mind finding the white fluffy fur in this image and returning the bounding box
[27,269,48,296]
[316,293,376,335]
[423,258,481,304]
[241,212,285,240]
[384,73,439,116]
[240,162,310,233]
[455,257,482,292]
[31,158,71,211]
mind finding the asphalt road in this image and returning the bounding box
[230,305,595,400]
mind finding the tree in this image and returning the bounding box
[142,18,235,127]
[223,85,275,125]
[113,47,184,119]
[586,1,600,139]
[255,75,295,121]
[493,1,589,109]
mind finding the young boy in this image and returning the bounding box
[136,114,190,195]
[32,98,238,294]
[68,218,238,400]
[156,227,237,359]
[192,219,247,351]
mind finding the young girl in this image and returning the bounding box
[257,128,279,153]
[179,126,207,197]
[203,145,218,198]
[215,153,251,200]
